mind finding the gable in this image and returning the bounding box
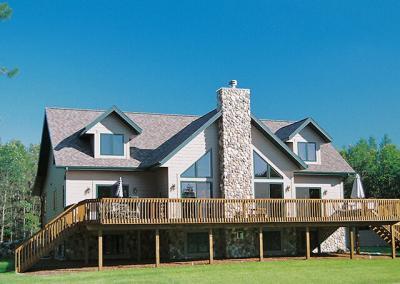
[80,106,142,137]
[277,118,332,143]
[85,112,136,137]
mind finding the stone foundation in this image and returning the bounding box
[319,227,346,253]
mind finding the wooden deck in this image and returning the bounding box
[15,198,400,273]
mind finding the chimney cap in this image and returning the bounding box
[229,80,238,88]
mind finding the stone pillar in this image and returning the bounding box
[217,83,254,258]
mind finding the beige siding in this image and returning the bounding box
[42,151,66,224]
[294,175,344,199]
[65,170,167,206]
[163,122,219,198]
[86,113,136,159]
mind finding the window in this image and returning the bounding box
[100,134,124,156]
[97,185,129,198]
[187,232,208,254]
[263,231,281,251]
[181,182,212,198]
[254,183,283,199]
[253,151,282,179]
[298,142,316,162]
[181,151,212,178]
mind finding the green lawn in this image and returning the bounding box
[1,259,400,284]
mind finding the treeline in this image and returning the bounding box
[341,135,400,199]
[0,141,40,244]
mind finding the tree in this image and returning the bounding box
[0,2,18,78]
[0,141,40,243]
[341,135,400,198]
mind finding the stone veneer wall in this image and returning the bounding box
[217,87,253,199]
[319,227,346,253]
[217,87,254,258]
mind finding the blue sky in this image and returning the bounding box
[1,0,399,147]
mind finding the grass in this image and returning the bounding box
[1,258,400,283]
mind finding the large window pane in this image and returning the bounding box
[253,151,283,179]
[196,151,212,178]
[181,182,211,198]
[307,143,316,161]
[196,183,211,198]
[269,184,283,198]
[181,182,196,198]
[254,183,269,198]
[112,135,124,156]
[100,134,124,156]
[180,151,212,178]
[181,164,196,178]
[254,152,268,178]
[298,142,307,161]
[100,134,113,155]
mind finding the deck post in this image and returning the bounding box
[305,227,310,260]
[136,230,141,262]
[349,227,355,259]
[391,225,396,259]
[355,227,360,255]
[98,229,103,271]
[155,229,160,267]
[84,235,89,265]
[259,227,264,261]
[209,228,214,264]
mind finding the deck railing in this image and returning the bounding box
[87,198,400,225]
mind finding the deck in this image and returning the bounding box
[15,198,400,273]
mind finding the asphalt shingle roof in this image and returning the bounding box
[44,107,354,174]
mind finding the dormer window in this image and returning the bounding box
[298,142,316,162]
[100,134,124,156]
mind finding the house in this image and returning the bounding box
[15,81,400,272]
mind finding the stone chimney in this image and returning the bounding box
[217,81,253,199]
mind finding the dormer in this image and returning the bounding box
[275,118,332,165]
[80,106,142,159]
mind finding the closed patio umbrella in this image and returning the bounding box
[351,174,365,198]
[116,177,124,198]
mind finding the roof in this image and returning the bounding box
[251,115,307,169]
[274,117,332,142]
[38,107,354,186]
[80,105,142,136]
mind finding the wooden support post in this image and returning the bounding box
[155,229,160,267]
[136,230,141,262]
[391,225,396,259]
[305,227,310,260]
[355,227,360,255]
[84,235,89,265]
[349,227,354,260]
[209,228,214,264]
[259,227,264,261]
[98,229,103,271]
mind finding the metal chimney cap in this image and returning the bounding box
[229,80,238,88]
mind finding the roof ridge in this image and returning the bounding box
[260,118,296,123]
[45,106,201,118]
